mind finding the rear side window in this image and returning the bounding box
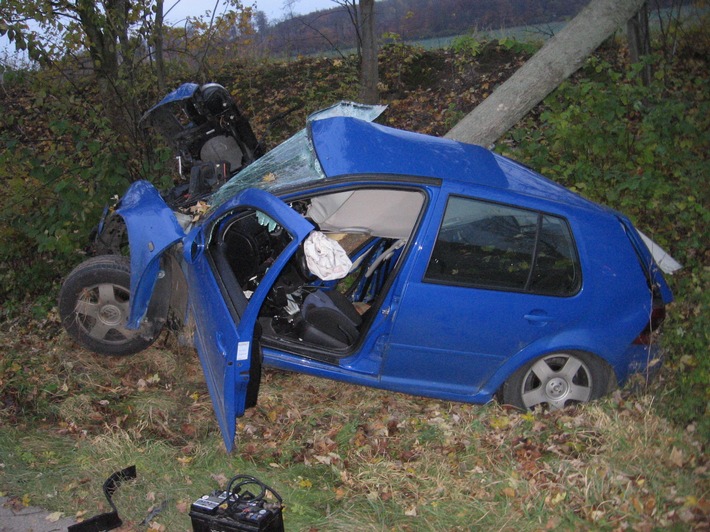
[425,196,580,296]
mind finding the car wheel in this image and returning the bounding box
[501,352,610,410]
[58,255,159,356]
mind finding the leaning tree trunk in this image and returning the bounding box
[445,0,647,147]
[357,0,379,103]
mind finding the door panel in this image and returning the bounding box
[383,282,583,396]
[184,188,313,451]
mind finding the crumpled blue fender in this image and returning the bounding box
[141,82,199,121]
[114,181,185,328]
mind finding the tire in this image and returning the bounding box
[500,351,611,411]
[59,255,161,356]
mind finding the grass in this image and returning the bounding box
[0,321,707,530]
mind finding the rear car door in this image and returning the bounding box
[182,188,314,451]
[382,193,587,399]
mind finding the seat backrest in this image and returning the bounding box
[299,290,361,349]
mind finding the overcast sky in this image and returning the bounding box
[164,0,339,25]
[0,0,340,60]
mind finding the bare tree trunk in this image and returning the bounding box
[154,0,166,92]
[445,0,647,147]
[627,1,652,86]
[329,1,361,55]
[75,0,133,139]
[358,0,378,103]
[75,0,120,83]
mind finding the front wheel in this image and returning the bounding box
[59,255,161,356]
[500,352,611,411]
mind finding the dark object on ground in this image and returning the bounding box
[68,465,137,532]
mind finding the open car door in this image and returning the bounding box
[182,188,314,451]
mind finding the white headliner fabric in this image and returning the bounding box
[306,189,424,239]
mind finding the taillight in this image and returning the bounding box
[633,304,666,345]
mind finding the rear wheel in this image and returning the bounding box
[59,255,160,356]
[500,352,610,410]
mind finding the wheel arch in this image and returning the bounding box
[160,250,188,329]
[485,341,619,402]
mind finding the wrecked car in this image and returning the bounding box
[91,82,266,256]
[59,102,677,451]
[140,81,265,208]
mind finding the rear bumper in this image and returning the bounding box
[620,343,665,386]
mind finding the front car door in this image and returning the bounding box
[184,189,314,451]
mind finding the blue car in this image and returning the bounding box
[59,103,675,451]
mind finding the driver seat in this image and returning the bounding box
[298,290,362,349]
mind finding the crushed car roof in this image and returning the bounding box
[209,104,602,214]
[311,117,600,211]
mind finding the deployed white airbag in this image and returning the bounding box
[303,231,353,281]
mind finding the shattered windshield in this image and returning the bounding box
[208,102,387,212]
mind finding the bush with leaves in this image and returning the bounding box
[0,70,174,308]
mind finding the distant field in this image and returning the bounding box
[413,22,566,50]
[411,5,705,50]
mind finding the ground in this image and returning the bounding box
[0,314,707,530]
[0,496,77,531]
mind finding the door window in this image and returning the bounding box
[425,196,580,296]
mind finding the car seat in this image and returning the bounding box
[298,289,362,349]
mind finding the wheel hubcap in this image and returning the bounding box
[546,377,569,400]
[98,304,123,326]
[74,282,137,344]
